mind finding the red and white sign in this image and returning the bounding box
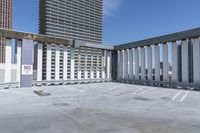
[22,65,33,75]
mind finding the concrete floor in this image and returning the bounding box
[0,82,200,133]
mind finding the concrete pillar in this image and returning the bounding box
[124,49,128,81]
[63,46,68,80]
[140,47,145,80]
[135,48,139,80]
[106,50,111,79]
[147,46,153,81]
[155,45,160,81]
[181,40,189,83]
[20,39,34,87]
[163,43,169,81]
[172,42,178,82]
[192,38,200,83]
[5,39,12,83]
[46,44,52,80]
[128,49,133,81]
[55,45,60,80]
[70,48,75,80]
[36,43,43,81]
[16,40,22,82]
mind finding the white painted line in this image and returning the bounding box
[133,87,146,94]
[171,90,183,101]
[180,91,190,102]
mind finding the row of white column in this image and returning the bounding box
[117,37,200,84]
[36,44,112,81]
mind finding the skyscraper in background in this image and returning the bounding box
[0,0,12,63]
[39,0,103,43]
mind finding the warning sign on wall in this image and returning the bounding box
[22,65,33,75]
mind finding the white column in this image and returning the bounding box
[106,50,111,79]
[55,45,60,80]
[147,46,153,81]
[70,48,75,80]
[36,43,43,81]
[124,49,128,81]
[155,45,160,81]
[135,48,139,80]
[181,40,189,83]
[102,50,106,79]
[5,39,12,83]
[46,44,52,80]
[172,42,178,82]
[140,47,145,80]
[163,43,169,81]
[192,38,200,83]
[63,46,68,80]
[16,40,21,82]
[128,49,133,80]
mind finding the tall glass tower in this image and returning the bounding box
[0,0,13,63]
[39,0,103,43]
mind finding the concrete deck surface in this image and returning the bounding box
[0,82,200,133]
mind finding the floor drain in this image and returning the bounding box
[33,90,51,96]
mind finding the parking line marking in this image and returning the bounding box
[180,91,190,102]
[171,90,183,101]
[133,87,146,94]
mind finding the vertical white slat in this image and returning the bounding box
[16,40,22,82]
[140,47,145,80]
[46,44,52,80]
[124,49,129,81]
[106,50,111,79]
[135,48,139,80]
[70,48,75,80]
[63,46,68,80]
[102,50,106,79]
[117,50,121,80]
[172,42,178,82]
[128,49,133,81]
[155,45,160,81]
[147,46,153,81]
[5,39,12,83]
[36,43,43,81]
[163,43,169,81]
[192,38,200,83]
[181,40,189,83]
[55,45,60,80]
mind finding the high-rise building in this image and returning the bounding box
[39,0,103,43]
[0,0,12,63]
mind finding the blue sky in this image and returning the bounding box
[14,0,200,45]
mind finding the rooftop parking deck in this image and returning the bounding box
[0,82,200,133]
